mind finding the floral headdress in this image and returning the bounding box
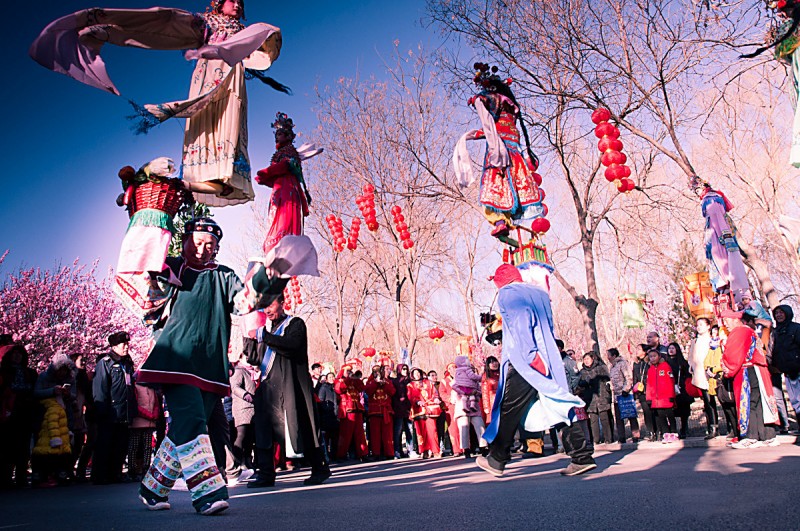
[207,0,245,19]
[271,112,296,140]
[473,62,513,90]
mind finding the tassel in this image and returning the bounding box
[127,208,176,233]
[126,100,163,135]
[245,69,293,95]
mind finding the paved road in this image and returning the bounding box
[2,439,799,530]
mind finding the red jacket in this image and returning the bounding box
[334,371,364,417]
[365,376,396,420]
[407,379,442,419]
[646,361,676,409]
[481,372,499,423]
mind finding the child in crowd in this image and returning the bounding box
[452,355,482,414]
[645,349,678,443]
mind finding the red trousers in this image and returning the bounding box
[414,417,440,455]
[336,412,368,459]
[368,415,394,457]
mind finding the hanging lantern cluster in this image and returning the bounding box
[428,327,444,343]
[282,285,293,312]
[326,214,346,252]
[347,217,360,251]
[391,205,414,250]
[356,184,379,232]
[289,276,303,306]
[592,108,635,193]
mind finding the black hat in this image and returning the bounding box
[185,217,223,241]
[108,331,130,347]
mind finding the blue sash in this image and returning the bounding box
[257,316,293,381]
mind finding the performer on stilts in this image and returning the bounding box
[256,112,319,254]
[126,217,315,515]
[453,63,548,239]
[477,264,596,477]
[30,0,287,206]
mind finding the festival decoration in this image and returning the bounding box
[618,293,651,329]
[592,108,635,193]
[362,347,376,359]
[391,205,414,250]
[357,184,380,232]
[682,272,716,321]
[428,327,445,343]
[325,214,347,252]
[347,217,361,251]
[289,276,303,307]
[373,351,395,371]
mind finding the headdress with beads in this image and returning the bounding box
[185,217,223,241]
[207,0,245,19]
[271,112,296,140]
[473,62,513,90]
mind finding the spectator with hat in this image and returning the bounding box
[91,331,136,485]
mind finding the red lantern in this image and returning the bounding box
[406,239,414,249]
[394,213,405,223]
[363,183,375,194]
[532,173,543,186]
[594,122,619,139]
[391,205,402,215]
[429,327,444,343]
[604,164,625,182]
[530,217,551,234]
[598,137,623,153]
[591,108,611,124]
[601,150,626,167]
[363,347,376,359]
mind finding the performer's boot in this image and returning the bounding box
[491,220,510,238]
[248,447,276,488]
[139,437,181,510]
[175,434,228,515]
[304,446,332,486]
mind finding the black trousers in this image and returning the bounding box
[653,408,676,436]
[206,399,230,481]
[701,390,718,430]
[746,367,777,441]
[487,366,593,467]
[91,422,129,483]
[635,393,655,436]
[588,410,614,443]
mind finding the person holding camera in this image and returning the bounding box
[91,331,136,485]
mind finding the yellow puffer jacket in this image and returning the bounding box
[704,348,724,397]
[32,398,71,456]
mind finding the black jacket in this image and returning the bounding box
[771,304,800,379]
[254,316,320,453]
[632,359,650,396]
[578,357,612,413]
[92,354,135,424]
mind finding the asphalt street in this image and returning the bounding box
[2,439,799,530]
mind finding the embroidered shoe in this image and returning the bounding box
[139,493,170,511]
[198,500,229,516]
[560,462,597,476]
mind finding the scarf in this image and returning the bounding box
[257,315,293,381]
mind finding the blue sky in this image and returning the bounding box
[2,0,439,276]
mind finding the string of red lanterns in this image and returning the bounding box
[326,214,347,252]
[592,107,635,193]
[391,205,414,250]
[356,184,379,232]
[347,217,360,251]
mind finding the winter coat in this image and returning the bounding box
[408,379,443,419]
[92,354,136,424]
[481,371,499,423]
[609,357,633,397]
[390,365,412,419]
[335,373,365,416]
[771,304,800,379]
[562,354,580,394]
[664,352,693,409]
[32,398,71,456]
[646,361,676,409]
[0,348,38,429]
[632,358,650,396]
[453,355,481,393]
[365,376,395,420]
[316,381,339,431]
[131,383,161,429]
[229,365,256,427]
[578,359,612,413]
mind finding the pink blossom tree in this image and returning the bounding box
[0,251,151,369]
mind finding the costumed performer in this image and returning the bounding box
[333,364,369,461]
[113,158,194,324]
[476,264,595,478]
[453,63,546,238]
[246,290,332,488]
[30,0,287,206]
[719,309,780,448]
[691,177,749,302]
[256,112,320,253]
[365,365,396,460]
[135,217,317,515]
